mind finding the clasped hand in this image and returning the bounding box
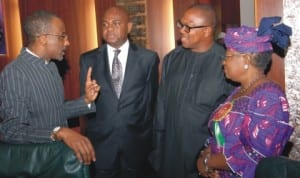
[197,147,219,178]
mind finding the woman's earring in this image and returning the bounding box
[244,64,249,70]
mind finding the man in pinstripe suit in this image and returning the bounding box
[0,10,100,165]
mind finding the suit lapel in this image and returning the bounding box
[120,44,137,99]
[95,46,116,94]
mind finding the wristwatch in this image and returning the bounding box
[87,103,91,109]
[50,126,61,141]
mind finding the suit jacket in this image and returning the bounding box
[79,43,159,168]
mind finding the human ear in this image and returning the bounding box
[127,22,133,33]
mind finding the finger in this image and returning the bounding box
[91,81,99,90]
[91,82,100,93]
[77,138,95,164]
[207,170,217,178]
[94,85,101,94]
[79,144,90,165]
[73,146,83,163]
[86,67,92,82]
[72,139,90,165]
[84,139,96,162]
[91,80,98,87]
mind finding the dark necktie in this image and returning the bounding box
[112,49,122,98]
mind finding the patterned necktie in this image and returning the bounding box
[112,49,122,98]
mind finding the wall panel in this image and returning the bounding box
[0,0,22,71]
[255,0,285,90]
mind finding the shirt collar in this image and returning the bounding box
[25,48,49,64]
[107,39,129,53]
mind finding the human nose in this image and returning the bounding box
[178,26,187,34]
[64,38,70,46]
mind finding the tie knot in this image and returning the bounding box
[114,49,121,56]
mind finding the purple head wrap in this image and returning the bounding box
[224,25,272,53]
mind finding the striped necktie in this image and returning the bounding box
[111,49,122,98]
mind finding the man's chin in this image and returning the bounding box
[105,37,117,44]
[180,39,190,48]
[181,43,190,49]
[52,56,64,61]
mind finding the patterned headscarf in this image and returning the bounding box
[224,16,292,53]
[224,26,272,53]
[258,16,292,49]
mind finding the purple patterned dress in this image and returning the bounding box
[208,81,294,178]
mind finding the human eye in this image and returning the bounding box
[112,21,121,27]
[61,34,68,40]
[102,22,109,28]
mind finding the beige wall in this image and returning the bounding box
[240,0,255,26]
[284,0,300,161]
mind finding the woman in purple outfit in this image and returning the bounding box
[196,17,294,178]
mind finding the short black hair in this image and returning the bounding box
[188,3,217,28]
[23,10,59,44]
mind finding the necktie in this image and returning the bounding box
[112,49,122,98]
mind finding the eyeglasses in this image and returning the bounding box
[223,53,246,59]
[43,33,68,40]
[176,20,210,33]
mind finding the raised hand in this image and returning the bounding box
[84,67,100,104]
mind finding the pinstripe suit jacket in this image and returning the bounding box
[0,48,94,143]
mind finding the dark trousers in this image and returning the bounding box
[91,151,158,178]
[255,156,300,178]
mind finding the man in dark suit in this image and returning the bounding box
[79,6,159,178]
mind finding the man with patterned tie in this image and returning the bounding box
[79,6,159,178]
[111,49,122,98]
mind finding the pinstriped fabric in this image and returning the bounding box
[0,49,93,143]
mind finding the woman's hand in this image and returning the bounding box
[197,147,211,177]
[197,146,231,177]
[197,146,221,178]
